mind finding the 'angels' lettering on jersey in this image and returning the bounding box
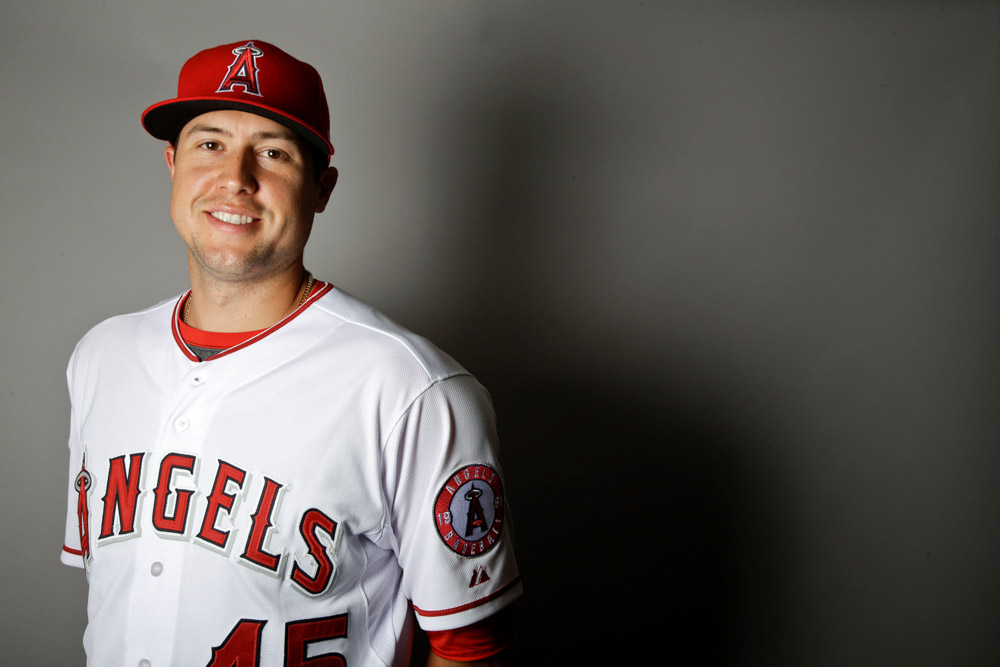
[82,451,341,596]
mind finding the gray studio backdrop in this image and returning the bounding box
[2,1,998,664]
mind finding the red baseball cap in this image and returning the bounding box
[142,40,334,159]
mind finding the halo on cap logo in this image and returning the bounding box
[434,464,504,558]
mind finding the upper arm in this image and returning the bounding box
[385,376,522,628]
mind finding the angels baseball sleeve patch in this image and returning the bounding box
[433,465,505,558]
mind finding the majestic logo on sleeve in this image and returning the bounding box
[217,41,264,96]
[434,465,505,558]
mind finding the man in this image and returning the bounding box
[61,40,521,666]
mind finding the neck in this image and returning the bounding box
[184,264,312,333]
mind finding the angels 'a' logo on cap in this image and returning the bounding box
[217,41,264,97]
[433,464,505,558]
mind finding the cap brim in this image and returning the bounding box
[142,97,334,158]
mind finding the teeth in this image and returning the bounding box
[211,211,256,225]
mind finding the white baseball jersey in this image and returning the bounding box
[62,282,521,666]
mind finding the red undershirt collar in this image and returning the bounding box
[172,282,333,362]
[177,317,266,349]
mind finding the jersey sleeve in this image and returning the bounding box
[381,374,522,632]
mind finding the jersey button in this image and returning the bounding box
[174,417,190,432]
[150,561,163,577]
[191,375,207,386]
[138,660,151,667]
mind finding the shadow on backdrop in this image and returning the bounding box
[412,64,796,664]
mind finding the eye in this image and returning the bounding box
[198,140,222,151]
[259,148,286,160]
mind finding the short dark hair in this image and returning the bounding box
[306,145,330,181]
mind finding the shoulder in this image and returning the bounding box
[69,296,178,368]
[74,295,177,346]
[308,286,469,385]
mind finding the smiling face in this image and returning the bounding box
[165,109,336,287]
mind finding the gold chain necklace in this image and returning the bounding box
[300,271,316,305]
[183,271,315,324]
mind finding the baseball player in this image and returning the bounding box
[61,40,521,666]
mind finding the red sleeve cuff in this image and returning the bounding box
[426,608,515,662]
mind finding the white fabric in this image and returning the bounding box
[62,285,521,666]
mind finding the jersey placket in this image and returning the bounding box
[125,362,215,666]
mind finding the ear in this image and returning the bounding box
[164,144,177,180]
[314,167,339,214]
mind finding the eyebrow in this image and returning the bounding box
[184,124,299,143]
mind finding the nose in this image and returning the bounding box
[216,149,257,194]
